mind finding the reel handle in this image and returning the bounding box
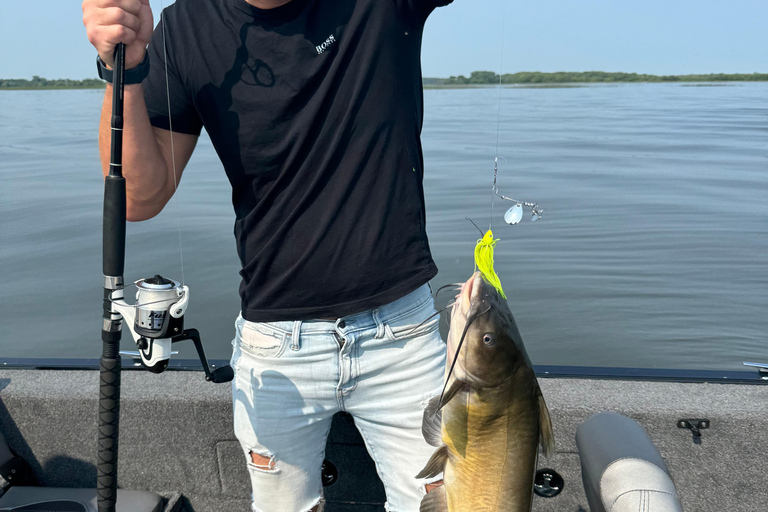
[172,328,234,383]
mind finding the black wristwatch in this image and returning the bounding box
[97,50,150,85]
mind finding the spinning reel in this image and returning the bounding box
[109,275,233,383]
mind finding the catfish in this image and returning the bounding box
[417,271,554,512]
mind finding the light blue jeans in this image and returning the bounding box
[230,284,446,512]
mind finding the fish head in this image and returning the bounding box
[447,271,529,388]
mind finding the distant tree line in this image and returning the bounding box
[3,72,766,90]
[426,71,768,85]
[0,76,105,89]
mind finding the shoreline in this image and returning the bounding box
[0,86,106,91]
[3,71,767,91]
[422,81,768,89]
[2,81,766,91]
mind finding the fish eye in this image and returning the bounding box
[482,333,495,346]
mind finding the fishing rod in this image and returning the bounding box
[99,42,233,512]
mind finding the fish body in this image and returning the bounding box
[418,272,554,512]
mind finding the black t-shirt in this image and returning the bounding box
[143,0,451,322]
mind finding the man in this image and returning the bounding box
[83,0,452,510]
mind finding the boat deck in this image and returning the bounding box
[0,368,765,511]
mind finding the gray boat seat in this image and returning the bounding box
[575,411,682,512]
[0,487,163,512]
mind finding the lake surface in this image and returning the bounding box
[1,83,766,369]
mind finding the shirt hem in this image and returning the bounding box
[147,110,202,136]
[241,265,438,322]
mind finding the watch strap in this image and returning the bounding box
[97,50,150,85]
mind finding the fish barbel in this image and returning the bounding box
[417,271,555,512]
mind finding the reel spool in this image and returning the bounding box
[110,274,189,373]
[134,275,186,338]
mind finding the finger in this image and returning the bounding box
[96,24,138,50]
[82,0,99,26]
[136,2,154,44]
[88,25,113,56]
[97,6,142,34]
[96,0,143,16]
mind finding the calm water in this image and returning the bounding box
[1,84,766,369]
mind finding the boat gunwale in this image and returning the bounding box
[0,358,763,384]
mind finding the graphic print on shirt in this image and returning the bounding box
[316,34,337,54]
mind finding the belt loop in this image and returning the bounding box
[372,309,385,339]
[291,321,302,350]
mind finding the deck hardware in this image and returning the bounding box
[533,468,564,497]
[321,459,338,486]
[678,419,710,442]
[743,362,768,380]
[0,455,37,487]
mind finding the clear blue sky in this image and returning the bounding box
[1,0,766,79]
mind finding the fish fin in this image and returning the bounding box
[415,445,449,479]
[420,483,448,512]
[437,378,465,410]
[538,393,555,457]
[422,394,443,447]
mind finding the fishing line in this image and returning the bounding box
[490,1,506,231]
[484,1,543,229]
[105,282,183,310]
[159,1,186,286]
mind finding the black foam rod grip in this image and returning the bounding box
[97,355,121,512]
[103,175,126,278]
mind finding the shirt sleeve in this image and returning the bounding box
[392,0,454,24]
[142,14,203,136]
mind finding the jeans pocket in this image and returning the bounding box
[238,321,290,358]
[385,298,440,341]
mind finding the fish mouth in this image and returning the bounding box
[449,271,483,344]
[445,272,491,385]
[457,271,482,317]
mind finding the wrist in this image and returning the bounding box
[97,51,150,85]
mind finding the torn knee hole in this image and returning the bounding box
[248,451,278,472]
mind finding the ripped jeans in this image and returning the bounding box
[230,284,446,512]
